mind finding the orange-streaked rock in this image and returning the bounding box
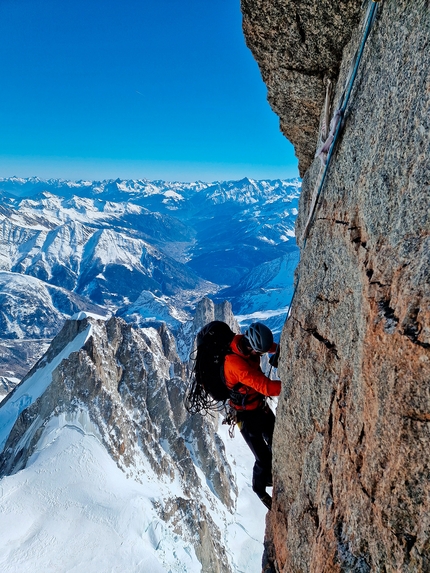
[241,0,430,571]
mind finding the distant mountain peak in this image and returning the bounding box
[0,175,300,384]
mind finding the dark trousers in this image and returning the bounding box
[237,405,275,495]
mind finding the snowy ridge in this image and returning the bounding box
[0,315,268,572]
[0,270,106,386]
[0,175,300,203]
[0,322,92,452]
[0,271,106,339]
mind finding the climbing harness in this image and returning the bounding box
[284,0,380,325]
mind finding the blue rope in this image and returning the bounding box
[287,1,379,321]
[302,1,378,248]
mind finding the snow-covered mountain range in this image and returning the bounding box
[0,176,300,572]
[0,176,300,384]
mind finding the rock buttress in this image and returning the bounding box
[241,0,362,176]
[241,1,430,571]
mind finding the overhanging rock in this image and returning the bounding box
[241,0,430,570]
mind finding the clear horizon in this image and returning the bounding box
[1,173,301,185]
[0,0,299,182]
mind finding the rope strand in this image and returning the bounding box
[287,1,380,326]
[301,0,379,245]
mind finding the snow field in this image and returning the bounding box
[0,407,268,573]
[0,411,201,573]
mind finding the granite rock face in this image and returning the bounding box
[241,1,430,571]
[241,0,362,176]
[176,296,241,362]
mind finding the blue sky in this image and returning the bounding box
[0,0,298,182]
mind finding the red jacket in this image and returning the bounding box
[224,334,281,410]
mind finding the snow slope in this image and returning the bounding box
[0,316,269,572]
[0,413,202,573]
[0,411,267,573]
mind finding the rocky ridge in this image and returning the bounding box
[176,296,241,362]
[241,1,430,571]
[0,313,236,571]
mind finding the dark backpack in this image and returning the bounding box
[185,320,235,414]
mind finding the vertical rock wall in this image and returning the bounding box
[242,1,430,571]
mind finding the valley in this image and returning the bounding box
[0,176,300,386]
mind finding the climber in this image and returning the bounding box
[224,322,281,510]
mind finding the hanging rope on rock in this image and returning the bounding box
[282,0,380,334]
[301,0,380,244]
